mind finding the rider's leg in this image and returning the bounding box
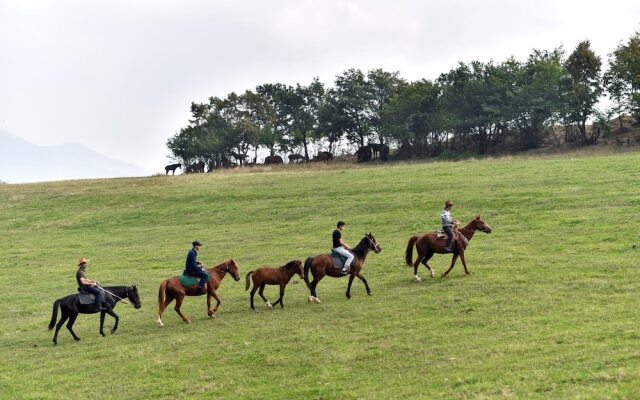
[333,246,354,273]
[444,226,454,252]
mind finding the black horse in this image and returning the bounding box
[165,163,181,175]
[48,285,141,345]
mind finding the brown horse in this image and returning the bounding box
[156,259,240,326]
[304,233,381,303]
[245,260,304,310]
[405,216,492,281]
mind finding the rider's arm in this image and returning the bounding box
[339,238,351,250]
[79,277,97,285]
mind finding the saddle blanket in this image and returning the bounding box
[330,250,353,269]
[179,271,211,287]
[78,293,97,305]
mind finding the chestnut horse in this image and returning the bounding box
[405,215,492,281]
[156,259,240,326]
[245,260,304,310]
[304,233,381,303]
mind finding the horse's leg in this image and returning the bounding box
[272,283,285,308]
[99,311,106,336]
[421,251,435,278]
[258,283,272,308]
[413,246,425,282]
[210,290,222,316]
[66,313,81,341]
[157,294,173,326]
[441,254,459,277]
[207,290,214,317]
[53,310,70,345]
[346,274,356,299]
[308,269,325,303]
[250,285,258,310]
[106,309,119,333]
[356,273,372,296]
[459,250,471,275]
[173,296,191,324]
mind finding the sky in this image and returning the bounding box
[1,0,639,173]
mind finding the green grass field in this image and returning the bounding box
[1,151,639,399]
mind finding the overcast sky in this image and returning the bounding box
[1,0,639,172]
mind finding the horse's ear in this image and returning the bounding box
[476,215,481,220]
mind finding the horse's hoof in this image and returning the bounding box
[184,320,191,324]
[266,302,273,309]
[100,333,105,337]
[74,337,81,341]
[308,296,314,303]
[413,275,422,282]
[367,291,372,296]
[156,321,164,327]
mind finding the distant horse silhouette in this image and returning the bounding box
[369,143,382,159]
[405,216,492,281]
[288,153,305,163]
[156,260,240,326]
[245,260,304,310]
[165,163,181,175]
[304,233,381,302]
[313,151,333,162]
[231,152,249,165]
[186,160,205,173]
[48,285,141,345]
[356,146,372,162]
[380,144,390,161]
[264,155,284,165]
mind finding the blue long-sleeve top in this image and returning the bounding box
[185,248,199,273]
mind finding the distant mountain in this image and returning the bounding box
[0,130,151,184]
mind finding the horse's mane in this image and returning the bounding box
[281,260,301,270]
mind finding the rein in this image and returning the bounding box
[98,286,132,307]
[210,261,231,276]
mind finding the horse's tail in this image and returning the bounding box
[48,298,61,330]
[158,279,168,308]
[245,271,254,291]
[303,257,313,289]
[405,236,419,266]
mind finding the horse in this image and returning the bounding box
[356,146,372,162]
[288,153,305,163]
[304,233,381,303]
[264,155,284,165]
[313,151,333,162]
[48,285,141,345]
[156,259,240,326]
[245,260,304,310]
[165,163,181,175]
[405,215,492,281]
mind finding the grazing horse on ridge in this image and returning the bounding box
[405,215,492,281]
[304,233,381,303]
[165,163,181,175]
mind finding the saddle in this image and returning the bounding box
[78,293,97,305]
[330,249,353,269]
[179,271,211,287]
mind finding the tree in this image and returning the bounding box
[564,40,603,144]
[605,30,640,123]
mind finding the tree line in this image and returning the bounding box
[167,31,640,167]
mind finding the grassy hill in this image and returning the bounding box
[1,151,639,399]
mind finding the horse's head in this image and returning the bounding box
[127,285,142,309]
[293,260,305,280]
[473,215,492,234]
[227,259,241,281]
[365,233,382,253]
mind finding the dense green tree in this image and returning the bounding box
[605,30,640,123]
[565,40,602,144]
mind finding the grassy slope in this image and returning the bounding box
[0,152,639,399]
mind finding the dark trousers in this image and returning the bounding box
[80,285,104,308]
[443,226,454,248]
[188,269,209,290]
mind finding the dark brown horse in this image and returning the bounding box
[264,155,284,165]
[313,151,333,162]
[156,259,240,326]
[165,163,181,175]
[304,233,381,303]
[245,260,304,310]
[405,216,492,281]
[48,286,141,345]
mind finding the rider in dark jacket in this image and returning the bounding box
[185,241,208,294]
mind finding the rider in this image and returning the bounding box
[332,221,354,275]
[76,258,106,311]
[185,240,208,294]
[441,200,459,253]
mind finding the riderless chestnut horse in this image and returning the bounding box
[405,215,492,281]
[156,259,240,326]
[304,233,381,303]
[48,285,141,345]
[245,260,304,310]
